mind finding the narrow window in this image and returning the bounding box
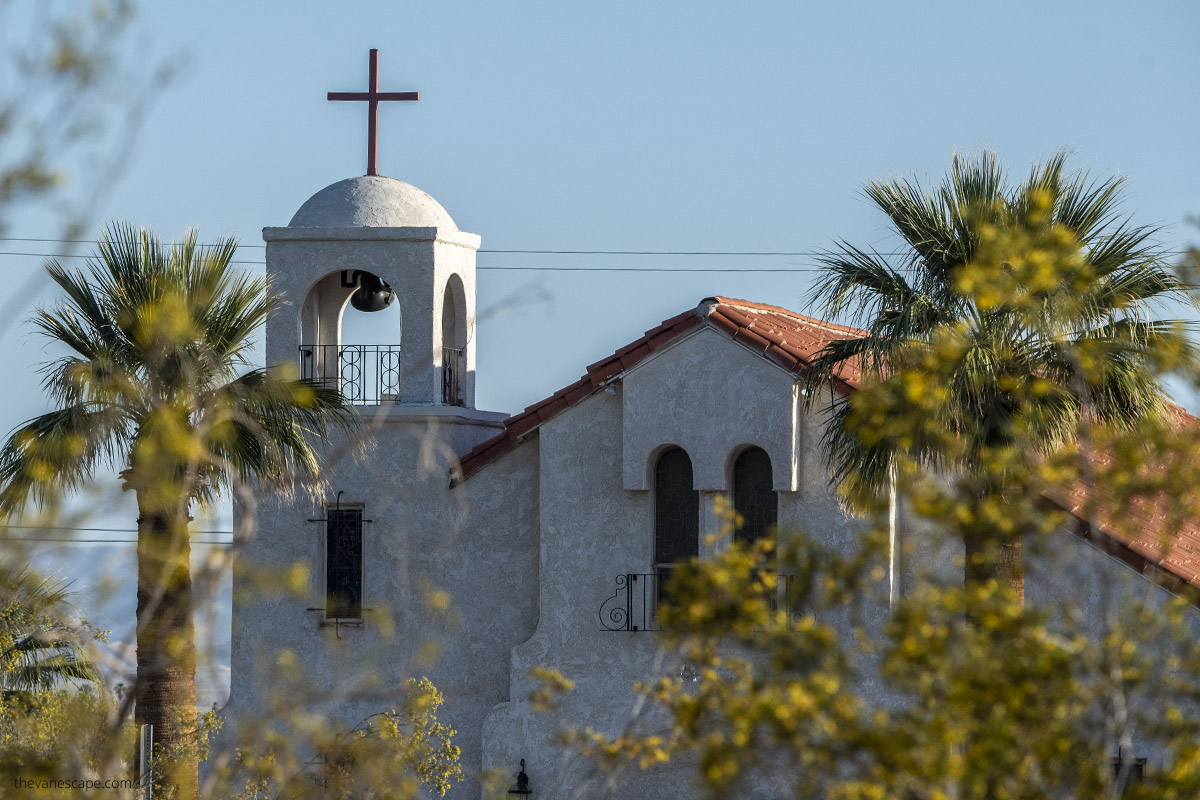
[733,447,776,547]
[326,507,363,620]
[654,447,698,605]
[1111,753,1146,785]
[441,276,466,406]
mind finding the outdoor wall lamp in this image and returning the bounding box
[507,758,532,796]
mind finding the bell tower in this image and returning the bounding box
[262,175,479,407]
[230,53,513,800]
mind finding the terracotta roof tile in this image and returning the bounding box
[1040,406,1200,594]
[455,304,713,481]
[455,296,879,483]
[455,297,869,481]
[502,412,540,440]
[452,295,1200,599]
[706,311,741,337]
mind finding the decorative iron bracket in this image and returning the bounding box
[305,607,373,639]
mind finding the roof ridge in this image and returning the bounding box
[705,296,868,336]
[450,294,1200,599]
[456,297,864,483]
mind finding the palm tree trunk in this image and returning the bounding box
[134,499,198,797]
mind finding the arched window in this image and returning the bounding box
[732,447,776,547]
[654,447,698,600]
[441,275,466,406]
[299,270,402,405]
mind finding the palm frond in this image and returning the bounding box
[197,370,357,496]
[0,405,129,516]
[0,567,100,690]
[805,151,1196,505]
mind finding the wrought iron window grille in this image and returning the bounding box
[304,607,375,638]
[299,343,401,405]
[654,449,699,569]
[1111,749,1147,784]
[442,346,465,406]
[599,572,810,632]
[733,447,777,547]
[306,493,373,635]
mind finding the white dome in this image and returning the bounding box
[288,175,457,229]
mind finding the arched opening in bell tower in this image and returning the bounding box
[299,269,403,404]
[441,274,467,406]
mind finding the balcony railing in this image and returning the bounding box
[442,347,464,406]
[299,344,401,405]
[598,571,809,632]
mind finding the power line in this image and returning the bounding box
[0,237,842,255]
[1,236,1194,258]
[484,266,821,273]
[0,250,267,265]
[1,239,1190,274]
[6,250,1192,274]
[0,250,829,271]
[4,524,232,534]
[1,523,234,545]
[1,536,232,545]
[481,249,833,256]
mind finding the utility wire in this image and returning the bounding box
[0,236,1194,258]
[3,524,232,534]
[0,250,830,271]
[482,266,819,272]
[1,537,232,545]
[6,249,1192,273]
[0,236,858,256]
[0,240,1191,275]
[1,524,234,544]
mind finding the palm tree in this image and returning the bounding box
[803,152,1196,601]
[0,223,353,795]
[0,565,100,692]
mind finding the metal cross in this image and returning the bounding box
[327,49,420,177]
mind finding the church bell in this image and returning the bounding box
[341,269,395,313]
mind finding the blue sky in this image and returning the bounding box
[4,0,1199,706]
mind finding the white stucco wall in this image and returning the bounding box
[621,328,800,492]
[228,207,517,800]
[227,409,536,800]
[262,226,480,407]
[478,330,876,798]
[230,276,1199,797]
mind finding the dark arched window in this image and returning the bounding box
[441,275,466,406]
[733,447,776,547]
[654,448,698,590]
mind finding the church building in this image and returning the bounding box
[226,53,1200,799]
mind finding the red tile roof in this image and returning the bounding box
[453,297,862,481]
[1043,406,1200,594]
[452,296,1200,596]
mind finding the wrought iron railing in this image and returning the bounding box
[598,571,809,632]
[299,344,401,405]
[442,347,464,406]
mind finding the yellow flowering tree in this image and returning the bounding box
[802,153,1197,601]
[0,223,356,795]
[534,190,1200,798]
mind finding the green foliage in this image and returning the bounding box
[0,564,100,691]
[0,223,355,517]
[0,665,464,800]
[216,677,463,800]
[0,222,358,795]
[804,152,1196,509]
[551,521,1200,798]
[536,187,1200,798]
[0,0,156,238]
[0,686,136,796]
